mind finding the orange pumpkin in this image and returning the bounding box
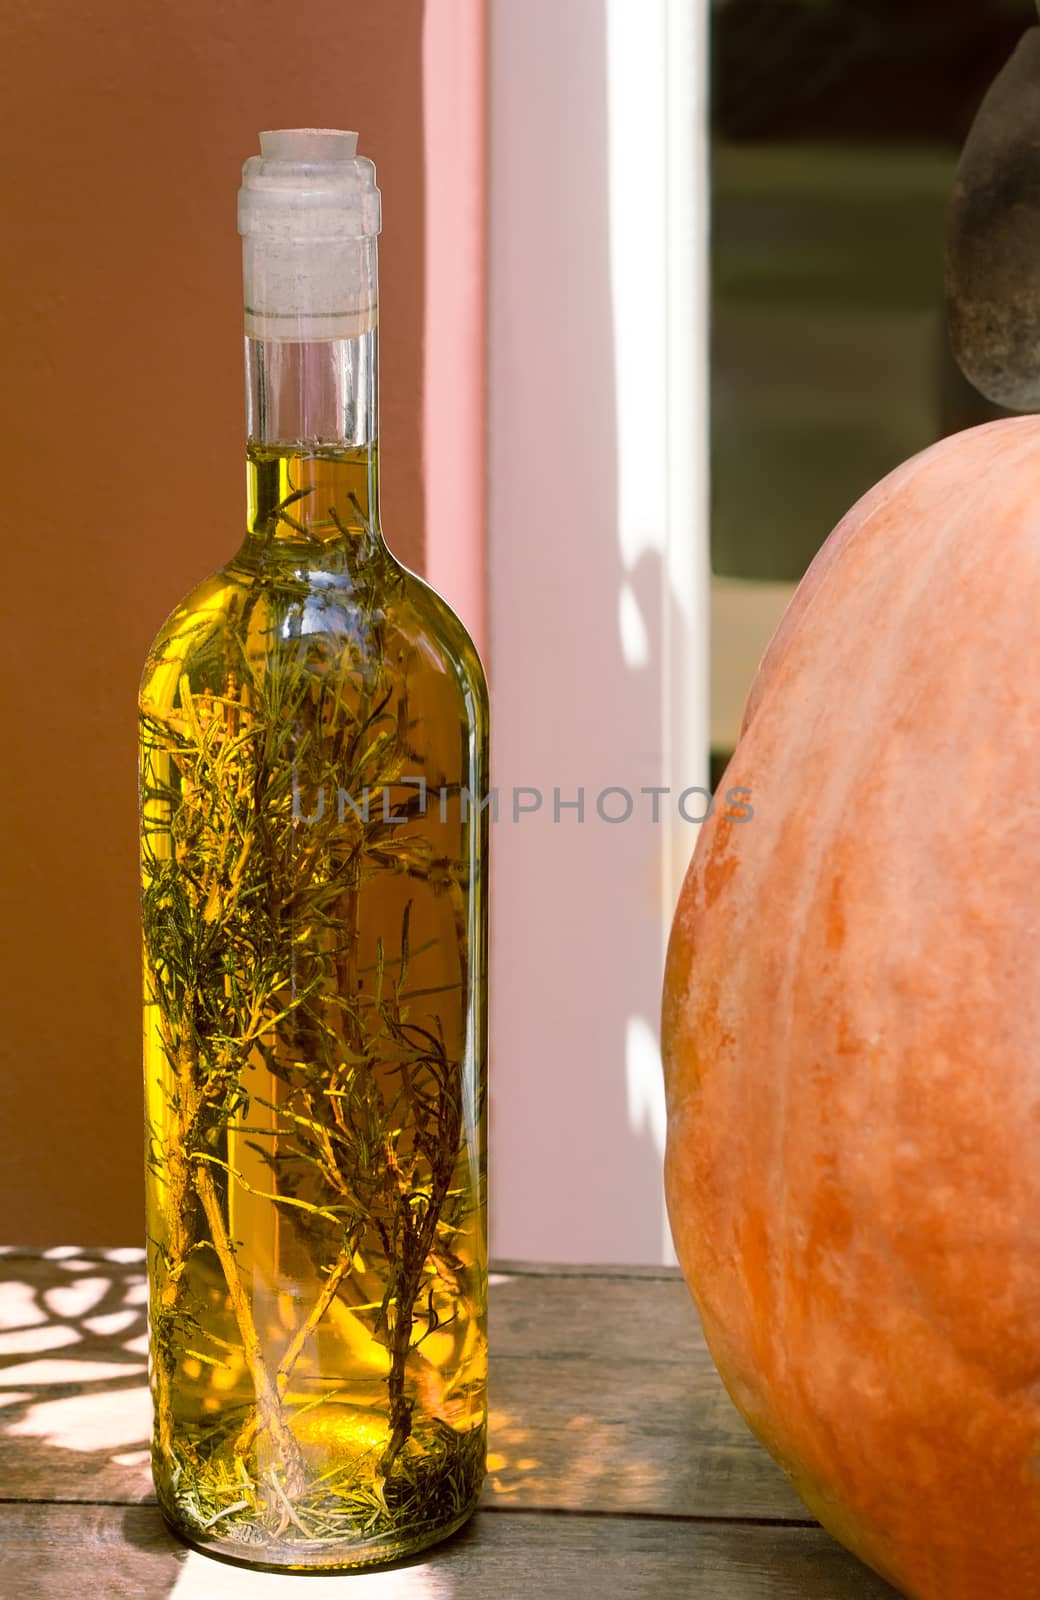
[662,416,1040,1600]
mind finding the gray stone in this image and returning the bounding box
[946,27,1040,411]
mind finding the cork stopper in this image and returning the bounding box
[237,128,381,342]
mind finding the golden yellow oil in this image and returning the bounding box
[139,444,489,1568]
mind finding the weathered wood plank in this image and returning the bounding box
[0,1354,803,1522]
[0,1254,804,1523]
[492,1259,686,1281]
[488,1355,805,1520]
[0,1253,701,1365]
[491,1264,702,1361]
[0,1503,900,1600]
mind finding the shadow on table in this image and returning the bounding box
[0,1247,154,1498]
[0,1248,471,1594]
[0,1247,183,1596]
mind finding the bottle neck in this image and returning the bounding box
[242,329,382,563]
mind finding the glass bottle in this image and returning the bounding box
[139,129,489,1569]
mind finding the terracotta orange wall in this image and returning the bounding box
[0,2,431,1244]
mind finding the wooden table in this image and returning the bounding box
[0,1251,899,1598]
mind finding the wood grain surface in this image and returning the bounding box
[0,1251,898,1598]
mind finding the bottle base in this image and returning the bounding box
[160,1493,481,1572]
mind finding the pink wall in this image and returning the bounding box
[486,0,708,1265]
[422,0,489,660]
[488,0,655,1263]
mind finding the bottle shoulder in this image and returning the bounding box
[394,563,489,714]
[140,556,488,720]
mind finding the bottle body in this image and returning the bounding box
[140,444,489,1567]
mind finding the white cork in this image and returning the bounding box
[238,128,381,342]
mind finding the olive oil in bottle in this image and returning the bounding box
[139,128,489,1570]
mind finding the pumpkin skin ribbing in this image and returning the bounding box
[662,416,1040,1600]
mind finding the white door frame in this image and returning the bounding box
[487,0,710,1264]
